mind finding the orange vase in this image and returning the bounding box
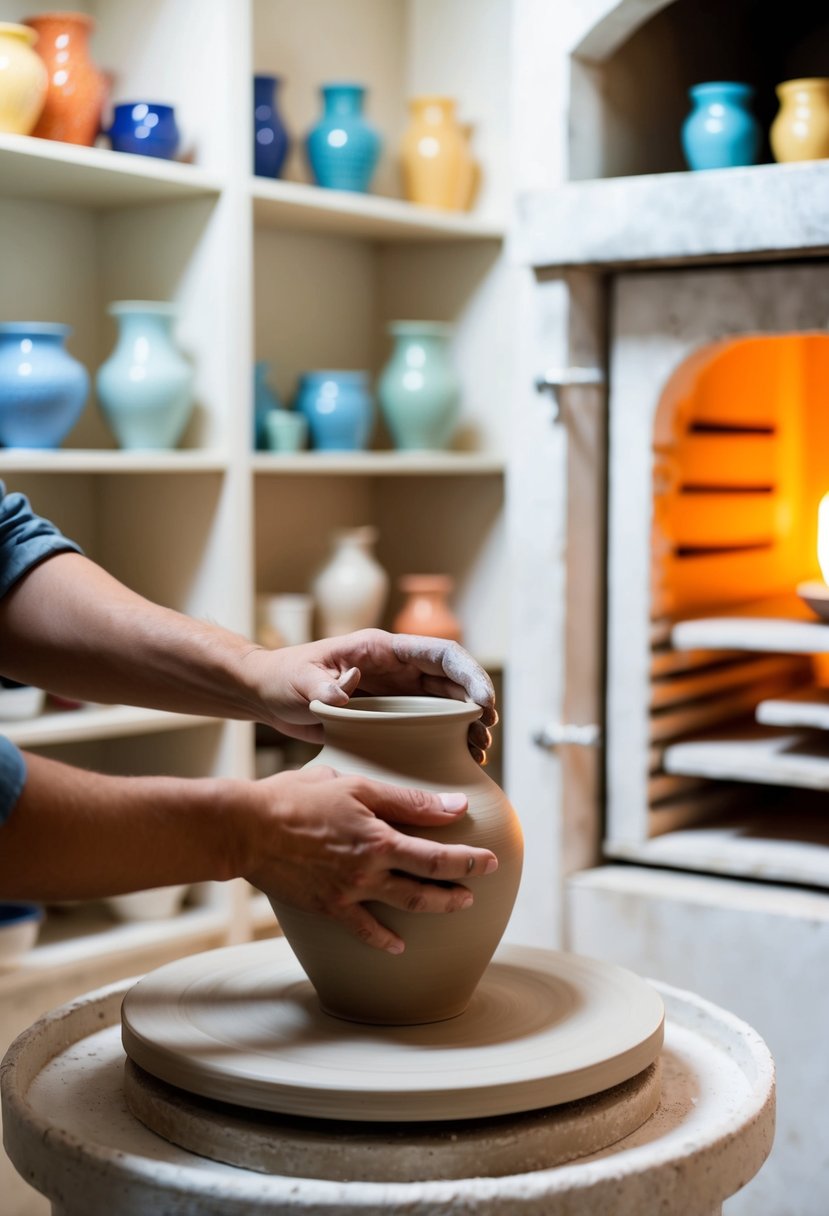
[393,574,463,643]
[400,96,472,211]
[25,12,107,146]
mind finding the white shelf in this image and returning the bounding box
[0,133,223,208]
[671,596,829,655]
[2,705,222,748]
[756,688,829,731]
[252,451,506,476]
[251,178,505,242]
[664,727,829,791]
[0,450,230,474]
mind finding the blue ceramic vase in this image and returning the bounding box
[305,84,381,192]
[96,302,194,450]
[0,323,88,449]
[254,359,283,449]
[296,371,374,450]
[254,75,289,178]
[107,102,180,160]
[681,82,761,171]
[378,322,460,450]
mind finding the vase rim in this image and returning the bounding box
[108,301,177,316]
[388,320,453,338]
[0,322,71,337]
[399,573,454,592]
[24,11,94,29]
[0,22,37,43]
[254,72,281,83]
[310,695,482,726]
[300,369,370,380]
[332,524,378,545]
[777,76,829,92]
[689,81,753,96]
[112,101,176,114]
[410,95,458,108]
[320,82,366,94]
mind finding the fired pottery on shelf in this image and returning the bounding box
[270,696,524,1024]
[105,885,188,923]
[311,525,388,637]
[0,678,46,720]
[106,102,180,160]
[254,74,289,179]
[0,322,88,448]
[296,370,374,451]
[771,78,829,162]
[24,12,107,147]
[0,23,47,134]
[393,574,462,642]
[378,321,460,450]
[253,359,282,450]
[305,83,381,193]
[263,408,307,452]
[96,302,194,450]
[401,96,473,210]
[0,902,42,967]
[255,592,314,648]
[681,82,761,171]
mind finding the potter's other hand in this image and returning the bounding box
[254,628,497,764]
[241,765,499,953]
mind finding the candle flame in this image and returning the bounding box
[818,493,829,584]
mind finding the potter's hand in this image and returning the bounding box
[251,628,497,764]
[242,765,499,953]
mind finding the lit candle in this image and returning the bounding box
[797,492,829,620]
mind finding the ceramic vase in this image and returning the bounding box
[312,525,388,637]
[400,96,472,210]
[393,575,462,642]
[254,360,282,450]
[96,302,194,450]
[681,82,761,171]
[771,78,829,162]
[305,83,381,193]
[106,102,180,160]
[254,74,289,178]
[296,370,374,451]
[25,12,107,147]
[270,696,523,1024]
[0,23,47,134]
[378,322,460,450]
[0,323,88,449]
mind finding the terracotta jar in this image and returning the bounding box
[393,574,462,642]
[0,23,47,134]
[400,96,472,211]
[25,12,107,146]
[770,78,829,163]
[269,696,523,1024]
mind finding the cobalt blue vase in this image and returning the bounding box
[681,82,761,171]
[296,371,374,450]
[254,75,289,179]
[107,102,181,160]
[305,84,381,193]
[0,323,88,448]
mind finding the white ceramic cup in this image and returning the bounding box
[256,593,314,648]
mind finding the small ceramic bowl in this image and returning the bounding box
[0,683,45,721]
[0,902,43,968]
[105,885,188,922]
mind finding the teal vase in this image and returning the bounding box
[378,322,460,450]
[254,360,282,450]
[96,302,194,450]
[681,82,761,171]
[305,83,381,193]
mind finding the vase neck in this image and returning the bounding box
[690,82,752,106]
[27,14,92,54]
[254,75,278,101]
[322,85,365,116]
[112,308,175,339]
[410,97,457,125]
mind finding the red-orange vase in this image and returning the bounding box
[25,12,107,146]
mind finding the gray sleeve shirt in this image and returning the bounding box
[0,482,83,824]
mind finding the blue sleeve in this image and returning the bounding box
[0,481,83,599]
[0,735,25,824]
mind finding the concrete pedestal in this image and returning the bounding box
[1,974,774,1216]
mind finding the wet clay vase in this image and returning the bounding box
[393,574,462,643]
[0,323,88,448]
[0,23,47,134]
[378,321,460,450]
[681,82,761,170]
[254,74,289,179]
[270,696,523,1024]
[311,525,388,637]
[401,96,472,210]
[25,12,107,146]
[771,78,829,162]
[305,83,381,193]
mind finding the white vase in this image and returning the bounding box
[312,526,389,637]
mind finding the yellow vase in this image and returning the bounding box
[400,96,472,211]
[0,22,47,135]
[770,78,829,163]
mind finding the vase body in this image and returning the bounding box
[253,359,282,450]
[305,84,381,193]
[270,696,524,1024]
[0,323,88,448]
[393,575,462,642]
[771,78,829,162]
[107,102,180,159]
[0,23,47,134]
[254,74,289,178]
[312,526,388,636]
[401,97,472,210]
[96,302,194,450]
[25,12,107,146]
[296,370,374,451]
[681,82,761,171]
[378,322,460,450]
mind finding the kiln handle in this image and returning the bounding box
[532,722,603,750]
[535,367,604,424]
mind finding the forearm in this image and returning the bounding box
[0,750,242,901]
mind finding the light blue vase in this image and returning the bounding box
[296,371,374,451]
[96,302,194,450]
[0,323,88,449]
[305,84,381,193]
[254,360,282,450]
[378,322,460,450]
[681,82,761,171]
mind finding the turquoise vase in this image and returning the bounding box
[305,84,381,193]
[378,323,460,450]
[681,82,761,171]
[96,302,194,450]
[254,360,282,450]
[0,323,88,449]
[296,371,374,451]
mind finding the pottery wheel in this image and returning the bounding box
[121,939,664,1123]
